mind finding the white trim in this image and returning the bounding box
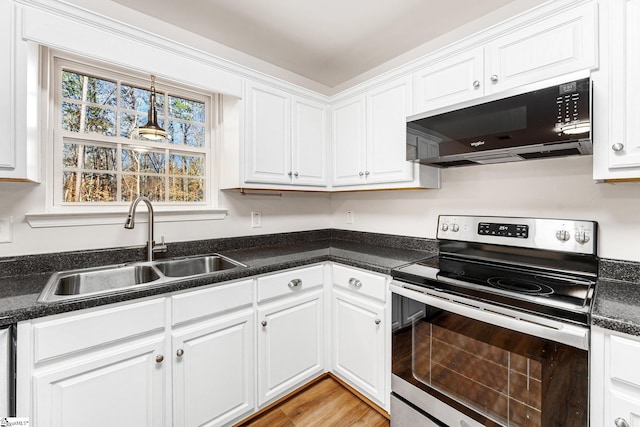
[25,207,228,228]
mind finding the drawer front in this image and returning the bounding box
[332,264,386,302]
[610,334,640,387]
[33,298,165,364]
[172,279,253,326]
[257,265,324,303]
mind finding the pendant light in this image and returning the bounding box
[132,75,170,141]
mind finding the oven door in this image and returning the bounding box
[391,281,589,427]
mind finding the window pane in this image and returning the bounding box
[169,154,204,176]
[167,121,205,147]
[120,112,147,138]
[63,171,78,202]
[120,84,164,112]
[121,175,165,202]
[122,150,166,174]
[84,106,116,136]
[61,102,82,132]
[62,71,117,106]
[82,145,117,171]
[169,95,205,123]
[63,143,78,168]
[170,178,204,202]
[76,172,117,202]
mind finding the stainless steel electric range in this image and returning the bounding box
[390,215,598,427]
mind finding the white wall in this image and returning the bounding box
[330,156,640,262]
[0,182,331,257]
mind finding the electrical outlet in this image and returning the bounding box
[346,211,354,224]
[0,217,13,243]
[251,211,262,228]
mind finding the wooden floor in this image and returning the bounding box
[237,376,390,427]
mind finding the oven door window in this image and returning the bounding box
[392,293,588,427]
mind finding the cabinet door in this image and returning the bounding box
[257,291,323,406]
[244,81,291,184]
[0,0,14,172]
[33,337,166,427]
[172,310,254,427]
[291,97,328,186]
[366,76,414,184]
[331,96,366,186]
[413,47,484,113]
[606,0,640,171]
[611,391,640,427]
[485,3,596,94]
[332,290,386,406]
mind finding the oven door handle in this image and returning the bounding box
[391,281,589,350]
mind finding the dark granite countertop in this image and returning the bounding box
[0,230,436,327]
[592,258,640,336]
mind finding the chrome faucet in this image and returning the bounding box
[124,196,167,262]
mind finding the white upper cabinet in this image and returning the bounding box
[413,3,596,115]
[0,0,39,182]
[243,80,328,188]
[332,76,440,189]
[414,47,484,113]
[593,0,640,180]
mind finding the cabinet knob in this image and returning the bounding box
[359,171,364,177]
[288,278,302,289]
[261,320,267,327]
[375,319,381,325]
[176,349,184,357]
[490,74,499,83]
[288,171,293,177]
[473,80,480,88]
[615,418,630,427]
[294,172,299,178]
[155,354,164,364]
[612,143,624,152]
[348,278,363,288]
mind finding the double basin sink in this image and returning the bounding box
[38,254,246,303]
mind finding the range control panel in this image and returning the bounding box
[437,215,597,255]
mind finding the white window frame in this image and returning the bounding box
[26,49,227,227]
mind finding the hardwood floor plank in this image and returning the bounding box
[237,376,390,427]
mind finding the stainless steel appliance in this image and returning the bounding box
[391,215,598,427]
[406,75,592,167]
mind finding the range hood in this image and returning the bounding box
[406,76,592,167]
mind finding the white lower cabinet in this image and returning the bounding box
[331,264,388,409]
[591,326,640,427]
[256,265,324,407]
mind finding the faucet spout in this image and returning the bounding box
[124,196,166,262]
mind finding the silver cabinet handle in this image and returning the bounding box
[176,349,184,357]
[348,278,363,288]
[375,319,381,325]
[358,171,364,177]
[155,354,164,364]
[288,278,302,289]
[365,171,370,176]
[490,74,499,83]
[612,143,624,152]
[615,418,630,427]
[287,171,292,177]
[261,320,267,327]
[473,80,480,88]
[294,172,299,177]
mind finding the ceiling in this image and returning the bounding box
[112,0,523,88]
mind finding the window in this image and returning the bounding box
[52,56,212,207]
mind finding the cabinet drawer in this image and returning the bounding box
[257,265,324,303]
[172,279,253,326]
[332,264,386,302]
[610,334,640,387]
[33,298,165,364]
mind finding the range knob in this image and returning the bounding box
[441,223,449,232]
[575,230,590,244]
[451,223,460,232]
[555,230,570,242]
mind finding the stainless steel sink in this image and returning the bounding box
[154,255,244,277]
[38,254,246,303]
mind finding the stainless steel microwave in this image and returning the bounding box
[406,76,592,167]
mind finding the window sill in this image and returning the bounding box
[25,208,228,228]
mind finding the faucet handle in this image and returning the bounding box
[153,236,168,253]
